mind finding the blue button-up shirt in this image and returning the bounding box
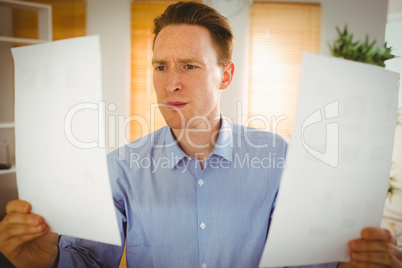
[59,118,336,268]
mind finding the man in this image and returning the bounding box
[0,1,401,267]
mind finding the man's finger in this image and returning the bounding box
[0,222,49,243]
[361,227,397,245]
[5,200,31,214]
[2,212,44,226]
[1,227,51,255]
[349,239,394,252]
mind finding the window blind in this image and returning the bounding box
[248,2,321,139]
[130,3,169,142]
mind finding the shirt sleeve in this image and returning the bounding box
[58,233,125,267]
[288,262,339,268]
[58,200,126,267]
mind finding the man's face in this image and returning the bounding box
[152,24,232,129]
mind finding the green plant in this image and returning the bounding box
[329,25,395,67]
[388,177,400,198]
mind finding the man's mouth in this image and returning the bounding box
[164,101,188,109]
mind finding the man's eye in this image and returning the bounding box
[185,65,196,70]
[156,66,166,71]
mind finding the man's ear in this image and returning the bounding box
[219,62,235,90]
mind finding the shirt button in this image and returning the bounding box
[200,222,206,230]
[198,179,204,186]
[202,264,207,268]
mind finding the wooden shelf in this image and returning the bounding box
[0,0,52,42]
[0,164,15,175]
[0,0,51,10]
[0,36,48,45]
[0,122,14,129]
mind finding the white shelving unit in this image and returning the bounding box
[0,0,52,45]
[0,122,15,129]
[0,0,52,215]
[0,123,15,175]
[0,164,16,175]
[0,0,52,172]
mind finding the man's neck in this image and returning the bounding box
[171,117,221,165]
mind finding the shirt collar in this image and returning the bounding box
[164,116,234,169]
[164,127,187,169]
[210,116,233,162]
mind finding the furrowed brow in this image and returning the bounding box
[151,58,167,65]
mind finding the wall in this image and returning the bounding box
[388,0,402,14]
[86,0,131,153]
[320,0,388,56]
[217,0,389,123]
[385,21,402,110]
[0,7,14,123]
[220,5,250,124]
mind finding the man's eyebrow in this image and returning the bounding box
[151,58,204,65]
[151,58,166,65]
[179,58,202,63]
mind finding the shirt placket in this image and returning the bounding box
[195,157,208,268]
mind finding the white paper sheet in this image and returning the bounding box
[12,36,121,246]
[259,53,400,267]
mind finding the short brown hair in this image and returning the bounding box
[153,1,234,66]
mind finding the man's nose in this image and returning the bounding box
[166,69,181,93]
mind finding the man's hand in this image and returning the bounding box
[339,227,402,267]
[0,200,59,268]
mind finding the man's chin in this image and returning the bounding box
[159,109,187,128]
[163,117,187,130]
[167,123,187,130]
